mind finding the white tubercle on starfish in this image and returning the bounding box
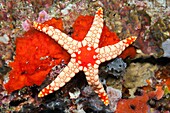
[33,7,137,106]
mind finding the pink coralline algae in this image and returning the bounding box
[22,19,32,31]
[37,10,51,23]
[22,10,51,31]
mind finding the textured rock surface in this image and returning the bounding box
[123,63,158,98]
[162,39,170,58]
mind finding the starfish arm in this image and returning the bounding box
[38,58,80,97]
[82,7,104,48]
[84,66,109,106]
[33,22,81,54]
[96,36,137,63]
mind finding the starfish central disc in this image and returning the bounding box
[75,46,98,67]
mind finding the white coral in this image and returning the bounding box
[162,39,170,58]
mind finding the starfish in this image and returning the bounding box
[33,8,137,106]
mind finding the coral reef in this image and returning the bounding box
[0,34,10,44]
[162,39,170,58]
[155,64,170,91]
[101,58,127,77]
[102,0,170,57]
[0,0,169,112]
[116,85,166,113]
[107,86,122,112]
[0,42,13,78]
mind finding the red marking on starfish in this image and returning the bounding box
[33,7,137,106]
[75,46,98,68]
[96,7,103,17]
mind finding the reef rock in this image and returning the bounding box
[123,63,158,98]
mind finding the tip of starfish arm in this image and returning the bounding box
[38,86,54,97]
[98,92,110,106]
[33,21,38,28]
[103,97,109,106]
[38,92,44,97]
[33,21,43,31]
[98,7,103,12]
[97,7,103,17]
[101,97,109,106]
[131,36,137,41]
[104,100,109,106]
[123,36,137,45]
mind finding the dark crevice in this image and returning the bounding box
[131,56,170,66]
[130,104,136,110]
[10,99,27,106]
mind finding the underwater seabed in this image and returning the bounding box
[0,0,170,113]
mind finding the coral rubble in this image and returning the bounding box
[0,0,169,112]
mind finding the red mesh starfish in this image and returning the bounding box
[33,8,137,106]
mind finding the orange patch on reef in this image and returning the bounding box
[115,93,149,113]
[116,86,164,113]
[72,16,94,41]
[4,18,70,93]
[119,46,136,59]
[166,78,170,90]
[148,85,164,100]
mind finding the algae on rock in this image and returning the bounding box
[123,63,158,98]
